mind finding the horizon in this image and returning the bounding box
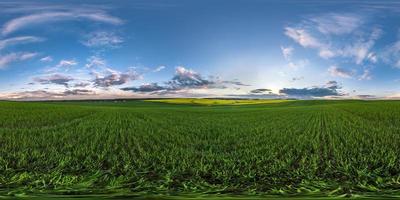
[2,1,400,100]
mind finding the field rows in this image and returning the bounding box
[0,100,400,198]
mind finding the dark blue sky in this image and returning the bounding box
[1,0,400,99]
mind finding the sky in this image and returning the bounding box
[2,0,400,100]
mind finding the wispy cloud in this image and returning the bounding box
[359,69,372,80]
[153,65,166,72]
[310,13,363,35]
[284,27,322,48]
[40,56,53,62]
[284,13,381,65]
[328,65,354,78]
[56,59,78,68]
[2,11,123,35]
[288,59,309,70]
[338,27,381,65]
[85,56,106,68]
[281,46,293,60]
[382,38,400,68]
[0,89,95,100]
[0,52,37,69]
[81,31,123,48]
[0,36,43,50]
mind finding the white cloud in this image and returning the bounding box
[382,39,400,68]
[359,69,372,80]
[367,52,377,63]
[81,31,123,48]
[280,46,293,60]
[328,65,354,78]
[56,59,77,68]
[284,27,322,48]
[0,52,37,69]
[2,11,123,35]
[40,56,53,62]
[284,26,336,59]
[338,28,382,65]
[285,14,381,65]
[0,36,43,50]
[288,59,308,70]
[310,13,363,35]
[85,56,106,68]
[318,49,335,59]
[153,65,165,72]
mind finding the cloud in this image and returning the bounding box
[81,31,123,48]
[0,89,95,100]
[250,88,272,94]
[281,46,293,60]
[40,56,53,62]
[325,80,340,90]
[33,74,74,87]
[56,59,77,68]
[285,13,381,65]
[338,27,382,65]
[221,80,250,86]
[93,68,141,87]
[153,65,166,72]
[279,81,342,98]
[0,36,43,50]
[367,52,377,63]
[85,56,106,68]
[0,90,61,99]
[165,67,248,90]
[167,66,215,89]
[122,66,249,94]
[318,49,335,59]
[288,59,308,70]
[328,65,354,78]
[382,39,400,68]
[359,69,372,80]
[354,94,377,99]
[121,83,166,93]
[291,76,304,82]
[310,13,363,35]
[63,89,94,96]
[0,52,37,69]
[2,11,123,35]
[284,27,322,48]
[73,82,90,87]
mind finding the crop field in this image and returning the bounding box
[1,99,400,199]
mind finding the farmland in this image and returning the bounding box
[1,99,400,199]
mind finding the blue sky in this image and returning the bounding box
[1,0,400,99]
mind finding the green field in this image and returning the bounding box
[1,99,400,199]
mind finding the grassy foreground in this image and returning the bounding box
[1,99,400,199]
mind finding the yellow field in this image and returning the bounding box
[145,98,292,105]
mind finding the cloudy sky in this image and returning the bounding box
[1,0,400,100]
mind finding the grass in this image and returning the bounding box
[1,99,400,199]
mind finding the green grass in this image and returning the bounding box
[1,99,400,199]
